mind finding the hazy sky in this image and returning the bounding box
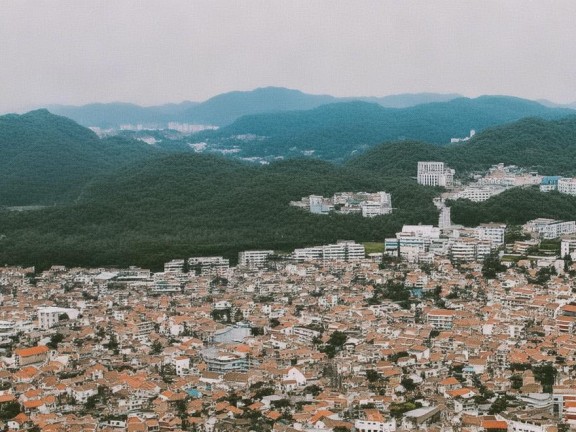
[1,0,575,112]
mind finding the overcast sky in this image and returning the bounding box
[1,0,575,113]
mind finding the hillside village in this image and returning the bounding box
[2,208,576,432]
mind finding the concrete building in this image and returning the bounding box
[455,185,507,202]
[476,223,506,246]
[164,259,184,273]
[417,162,454,187]
[37,307,80,330]
[524,218,576,239]
[540,176,561,192]
[561,238,576,259]
[188,256,230,276]
[238,250,274,268]
[558,177,576,196]
[292,241,365,262]
[426,309,456,329]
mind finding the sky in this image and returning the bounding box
[1,0,575,113]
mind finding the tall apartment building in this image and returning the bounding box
[292,241,365,262]
[449,238,492,261]
[188,256,230,276]
[238,250,274,268]
[476,223,506,246]
[417,162,455,187]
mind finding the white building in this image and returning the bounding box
[426,309,456,329]
[524,218,576,239]
[188,256,229,276]
[164,259,184,273]
[293,191,393,217]
[561,239,576,259]
[455,185,507,202]
[417,162,455,187]
[238,250,274,268]
[476,223,506,246]
[37,307,80,330]
[292,241,365,262]
[558,177,576,196]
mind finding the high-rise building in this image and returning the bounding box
[417,162,455,187]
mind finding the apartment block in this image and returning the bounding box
[417,162,455,187]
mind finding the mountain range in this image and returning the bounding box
[190,95,575,160]
[46,87,464,128]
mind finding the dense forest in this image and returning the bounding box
[0,155,438,270]
[0,110,158,205]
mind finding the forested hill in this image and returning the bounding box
[191,96,575,160]
[0,155,439,269]
[0,110,159,206]
[348,116,576,177]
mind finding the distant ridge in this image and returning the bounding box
[192,95,575,160]
[44,87,464,128]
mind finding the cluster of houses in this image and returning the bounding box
[290,192,393,218]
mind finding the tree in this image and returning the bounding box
[482,251,506,279]
[365,370,381,383]
[488,396,508,414]
[150,340,163,355]
[47,333,65,349]
[0,400,21,420]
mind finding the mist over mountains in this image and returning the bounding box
[47,87,464,128]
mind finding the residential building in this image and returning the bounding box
[238,250,274,268]
[293,241,365,262]
[417,162,455,187]
[524,218,576,239]
[476,223,506,246]
[37,307,80,330]
[558,177,576,196]
[426,309,456,329]
[540,176,561,192]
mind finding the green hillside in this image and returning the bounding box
[450,188,576,226]
[0,155,438,270]
[0,110,159,205]
[349,116,576,177]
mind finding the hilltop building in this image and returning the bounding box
[417,162,454,187]
[540,176,561,192]
[558,177,576,196]
[291,191,393,217]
